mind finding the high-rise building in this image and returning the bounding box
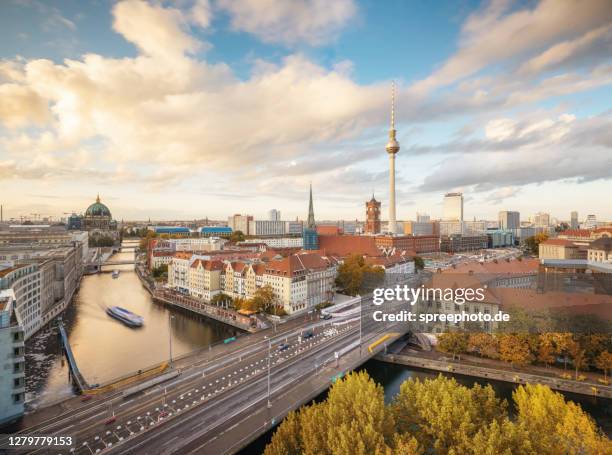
[386,82,400,235]
[442,193,463,221]
[499,211,520,230]
[570,211,579,229]
[533,212,550,227]
[365,195,381,234]
[303,185,318,250]
[227,214,253,235]
[0,289,25,425]
[416,212,430,223]
[584,214,597,229]
[268,209,281,221]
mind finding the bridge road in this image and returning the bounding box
[14,320,356,454]
[110,295,409,455]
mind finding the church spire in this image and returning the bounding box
[96,193,100,203]
[307,183,315,229]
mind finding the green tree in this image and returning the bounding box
[413,256,425,271]
[151,264,168,279]
[437,332,468,360]
[524,233,549,255]
[210,293,232,307]
[229,230,245,243]
[335,254,384,296]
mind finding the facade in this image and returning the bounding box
[498,211,520,230]
[584,214,597,229]
[587,238,612,262]
[375,235,441,254]
[533,212,551,228]
[487,230,515,248]
[189,259,223,301]
[538,239,583,260]
[0,289,25,425]
[285,221,304,235]
[228,214,253,235]
[440,235,488,253]
[243,237,303,248]
[200,226,232,238]
[365,195,381,234]
[268,209,281,221]
[442,193,463,221]
[570,211,579,229]
[403,221,434,236]
[416,213,430,223]
[248,220,286,237]
[439,220,463,236]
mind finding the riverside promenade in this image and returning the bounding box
[377,350,612,398]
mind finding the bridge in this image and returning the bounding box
[16,290,415,455]
[57,321,90,392]
[102,260,136,266]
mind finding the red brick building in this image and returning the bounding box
[374,235,440,254]
[365,196,381,234]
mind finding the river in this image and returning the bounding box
[24,243,238,410]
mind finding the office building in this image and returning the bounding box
[248,220,286,237]
[227,214,253,235]
[584,214,597,229]
[268,209,281,221]
[570,211,579,229]
[442,193,463,221]
[533,212,550,227]
[499,211,520,230]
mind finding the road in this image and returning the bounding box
[10,293,411,455]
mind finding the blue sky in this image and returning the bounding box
[0,0,611,223]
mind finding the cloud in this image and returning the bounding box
[112,0,204,59]
[411,0,612,92]
[216,0,357,46]
[419,112,612,192]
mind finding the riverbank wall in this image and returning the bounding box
[376,352,612,399]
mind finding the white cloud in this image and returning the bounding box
[216,0,357,46]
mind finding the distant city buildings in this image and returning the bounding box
[365,195,381,234]
[442,193,463,221]
[416,212,430,223]
[570,211,579,229]
[533,212,551,227]
[228,214,253,235]
[498,211,520,230]
[248,220,286,237]
[584,214,598,229]
[268,209,281,221]
[403,221,434,236]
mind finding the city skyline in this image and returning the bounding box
[1,0,611,221]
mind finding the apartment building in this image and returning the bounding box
[0,289,25,425]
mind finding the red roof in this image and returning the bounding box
[541,239,576,247]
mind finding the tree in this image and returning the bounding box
[595,351,612,381]
[229,230,245,243]
[335,254,384,296]
[151,264,168,279]
[498,334,532,368]
[210,293,232,307]
[413,256,425,271]
[437,332,468,360]
[391,375,506,454]
[253,285,277,313]
[524,233,549,255]
[468,333,499,359]
[536,334,556,368]
[554,333,576,370]
[514,383,612,454]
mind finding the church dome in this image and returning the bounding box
[85,195,112,218]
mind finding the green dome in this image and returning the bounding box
[85,195,112,218]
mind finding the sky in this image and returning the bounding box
[0,0,611,223]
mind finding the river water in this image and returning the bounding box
[24,244,238,410]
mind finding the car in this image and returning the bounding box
[303,330,314,339]
[321,314,332,320]
[278,343,290,352]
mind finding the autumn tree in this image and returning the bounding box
[595,351,612,381]
[335,254,384,296]
[468,333,499,359]
[391,375,506,454]
[536,333,556,368]
[514,383,612,454]
[524,233,549,255]
[437,332,469,360]
[498,334,532,368]
[252,284,277,313]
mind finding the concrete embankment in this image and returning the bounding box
[376,352,612,399]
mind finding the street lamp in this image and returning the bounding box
[168,313,175,367]
[359,295,362,355]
